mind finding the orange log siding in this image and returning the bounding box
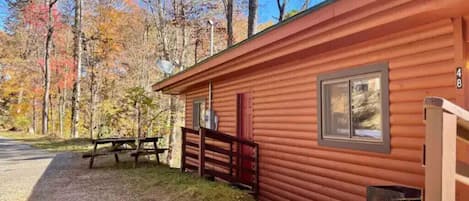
[183,19,458,200]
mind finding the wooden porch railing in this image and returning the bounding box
[424,97,469,201]
[180,127,259,196]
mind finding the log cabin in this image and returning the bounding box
[153,0,469,200]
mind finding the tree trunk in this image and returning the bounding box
[194,28,201,64]
[59,86,65,138]
[277,0,288,22]
[89,64,95,140]
[226,0,233,47]
[167,95,176,163]
[50,93,54,135]
[17,83,24,113]
[42,0,56,135]
[32,98,36,134]
[178,0,187,69]
[71,0,82,138]
[156,0,170,60]
[136,102,141,138]
[301,0,310,11]
[194,39,199,64]
[248,0,258,37]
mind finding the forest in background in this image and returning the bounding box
[0,0,318,164]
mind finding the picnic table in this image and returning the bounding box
[83,137,167,168]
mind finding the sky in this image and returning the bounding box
[0,0,328,31]
[0,0,7,30]
[257,0,327,23]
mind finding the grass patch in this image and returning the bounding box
[114,162,255,201]
[0,131,92,152]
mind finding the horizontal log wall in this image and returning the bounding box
[183,19,459,200]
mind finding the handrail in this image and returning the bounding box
[423,96,469,201]
[181,127,199,136]
[204,128,258,146]
[180,127,259,197]
[425,97,469,121]
[425,97,469,135]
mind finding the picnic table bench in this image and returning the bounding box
[83,137,167,168]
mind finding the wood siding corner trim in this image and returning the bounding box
[453,17,469,109]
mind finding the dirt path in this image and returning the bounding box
[0,137,146,201]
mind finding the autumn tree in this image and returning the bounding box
[248,0,257,37]
[20,0,61,135]
[2,1,40,133]
[71,0,82,138]
[276,0,288,22]
[302,0,310,11]
[222,0,234,47]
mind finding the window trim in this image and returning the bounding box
[192,98,206,130]
[317,63,390,154]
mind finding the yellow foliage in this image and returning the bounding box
[85,4,144,71]
[95,7,126,59]
[233,15,248,44]
[257,20,275,32]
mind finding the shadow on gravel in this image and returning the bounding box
[26,153,72,201]
[25,152,149,201]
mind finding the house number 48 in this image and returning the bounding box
[457,67,463,89]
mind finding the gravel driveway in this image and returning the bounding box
[0,137,141,201]
[0,136,55,201]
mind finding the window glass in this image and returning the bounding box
[193,100,205,130]
[323,81,350,138]
[351,76,382,140]
[199,102,206,128]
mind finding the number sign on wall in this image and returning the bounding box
[457,67,463,89]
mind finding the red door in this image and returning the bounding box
[237,93,253,184]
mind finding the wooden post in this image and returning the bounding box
[453,17,469,109]
[181,127,186,172]
[199,128,206,177]
[112,142,119,163]
[89,141,98,169]
[236,142,241,180]
[153,140,160,164]
[424,107,457,201]
[255,144,259,196]
[134,139,141,168]
[229,142,233,176]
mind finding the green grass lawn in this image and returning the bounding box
[0,131,255,201]
[117,163,255,201]
[0,131,92,152]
